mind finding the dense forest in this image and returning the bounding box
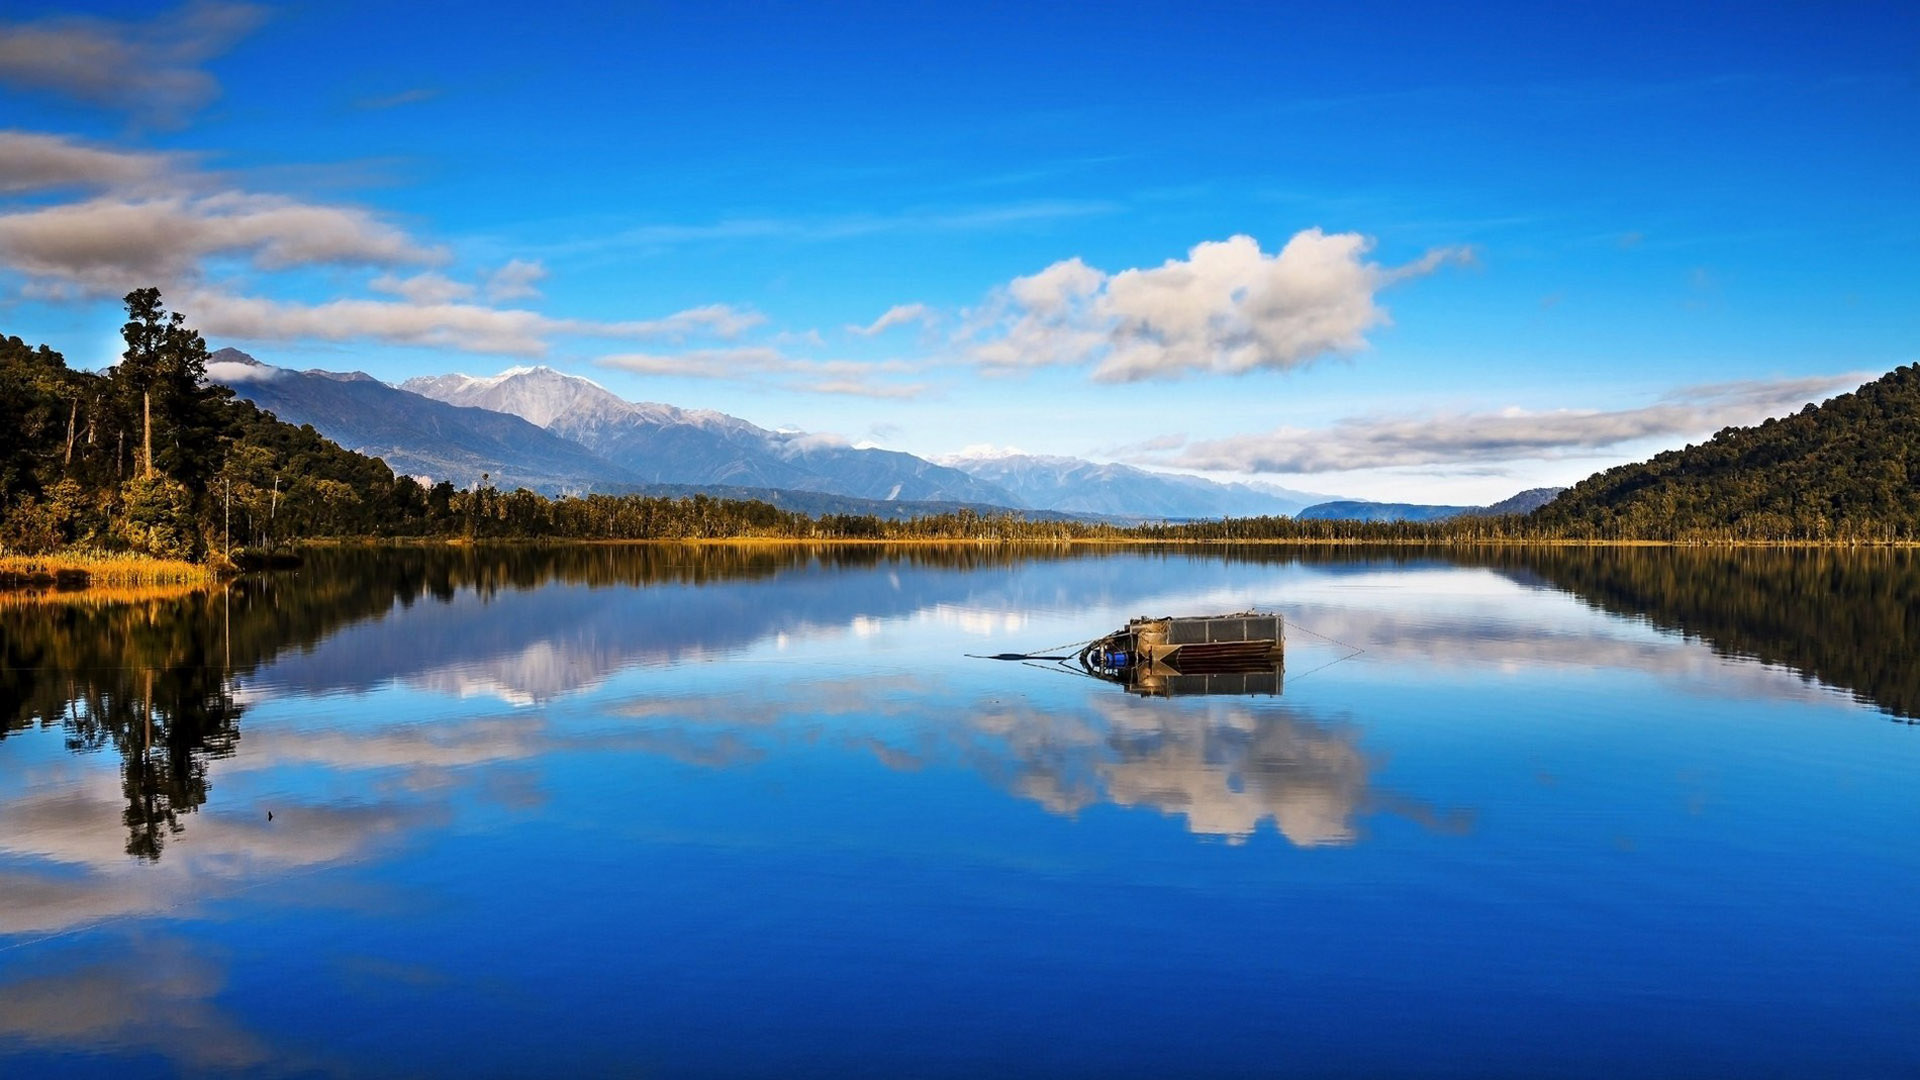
[1531,364,1920,541]
[3,292,1918,558]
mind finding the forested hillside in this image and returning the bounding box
[1,290,438,560]
[5,291,1918,558]
[1532,365,1920,541]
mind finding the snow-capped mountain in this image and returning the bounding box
[207,350,642,494]
[942,450,1340,519]
[401,366,1017,505]
[211,356,1363,520]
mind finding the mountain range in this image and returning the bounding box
[936,451,1334,518]
[208,352,1554,521]
[1295,487,1566,522]
[401,367,1010,505]
[206,350,640,495]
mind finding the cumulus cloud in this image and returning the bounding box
[964,230,1468,381]
[849,302,934,336]
[1158,373,1869,474]
[0,193,442,294]
[967,256,1108,371]
[0,131,177,193]
[0,1,266,125]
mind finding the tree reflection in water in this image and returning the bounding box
[0,544,1096,860]
[2,542,1913,862]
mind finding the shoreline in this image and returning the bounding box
[8,533,1916,592]
[0,553,223,590]
[302,535,1920,550]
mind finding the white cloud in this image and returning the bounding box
[370,270,475,305]
[598,346,925,398]
[795,379,925,400]
[627,302,765,340]
[0,118,774,358]
[484,257,547,301]
[182,290,762,355]
[964,230,1467,381]
[1156,373,1869,474]
[0,193,442,293]
[203,358,278,382]
[598,346,790,378]
[580,198,1120,250]
[0,131,176,193]
[849,302,934,336]
[940,443,1030,461]
[0,2,266,125]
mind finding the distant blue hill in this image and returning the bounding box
[1296,488,1565,523]
[1295,500,1473,522]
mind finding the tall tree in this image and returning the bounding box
[118,288,169,479]
[114,288,230,490]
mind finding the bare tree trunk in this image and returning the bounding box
[64,399,77,467]
[143,391,153,479]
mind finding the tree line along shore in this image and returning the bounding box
[5,290,1919,588]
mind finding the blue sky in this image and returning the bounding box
[1,0,1915,501]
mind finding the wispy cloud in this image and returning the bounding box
[0,131,179,194]
[484,258,546,302]
[183,291,766,355]
[0,125,764,357]
[354,87,440,110]
[848,302,935,336]
[598,347,926,398]
[0,192,443,293]
[0,1,266,125]
[959,229,1471,382]
[370,270,473,305]
[569,199,1120,252]
[1150,373,1870,474]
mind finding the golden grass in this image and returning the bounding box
[0,580,209,608]
[0,551,222,589]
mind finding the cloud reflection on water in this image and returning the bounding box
[0,939,276,1074]
[611,676,1467,847]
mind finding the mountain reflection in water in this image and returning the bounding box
[3,542,1915,869]
[1,543,1917,1078]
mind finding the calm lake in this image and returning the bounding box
[2,544,1917,1078]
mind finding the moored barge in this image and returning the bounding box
[1079,612,1285,697]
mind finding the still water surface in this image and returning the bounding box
[2,544,1916,1078]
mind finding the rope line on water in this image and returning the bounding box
[1277,609,1367,685]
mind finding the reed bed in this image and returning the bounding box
[0,552,222,590]
[0,580,209,608]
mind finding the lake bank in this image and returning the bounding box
[0,552,222,589]
[10,533,1920,592]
